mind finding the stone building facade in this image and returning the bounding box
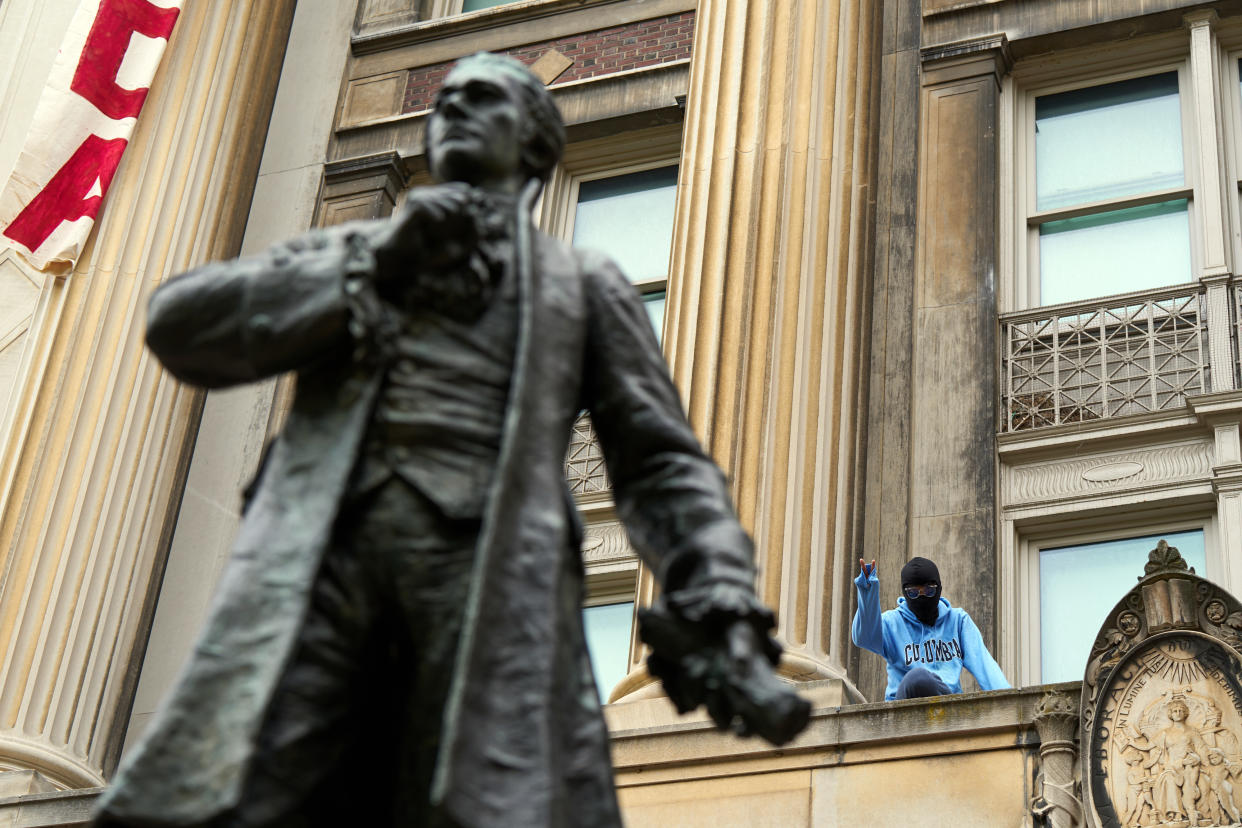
[1,0,1241,824]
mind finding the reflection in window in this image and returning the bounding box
[1033,73,1190,305]
[1039,200,1192,305]
[583,601,634,703]
[573,165,679,342]
[1039,529,1206,683]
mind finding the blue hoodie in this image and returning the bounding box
[852,570,1010,701]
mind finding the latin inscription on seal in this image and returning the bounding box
[1092,637,1242,827]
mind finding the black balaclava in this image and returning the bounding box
[900,557,942,626]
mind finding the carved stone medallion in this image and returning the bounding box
[1082,542,1242,828]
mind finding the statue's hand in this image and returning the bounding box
[638,588,810,747]
[376,183,478,272]
[711,620,810,745]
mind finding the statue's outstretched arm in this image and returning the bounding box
[579,250,809,746]
[146,226,369,388]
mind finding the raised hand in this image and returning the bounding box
[375,182,478,270]
[859,558,876,578]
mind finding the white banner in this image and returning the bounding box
[0,0,182,271]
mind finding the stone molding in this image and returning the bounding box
[316,151,408,226]
[919,32,1012,85]
[581,521,634,568]
[1004,441,1215,510]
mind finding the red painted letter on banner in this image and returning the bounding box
[3,134,128,253]
[71,0,180,121]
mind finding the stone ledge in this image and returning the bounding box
[0,684,1079,824]
[0,786,101,828]
[609,680,1078,777]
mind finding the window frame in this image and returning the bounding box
[580,524,640,703]
[1009,49,1201,311]
[541,123,682,700]
[538,123,683,344]
[1011,506,1219,686]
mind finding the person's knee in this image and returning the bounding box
[896,666,949,700]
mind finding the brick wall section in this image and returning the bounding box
[402,11,694,115]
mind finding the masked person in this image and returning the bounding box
[851,557,1009,700]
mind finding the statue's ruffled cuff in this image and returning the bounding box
[340,230,398,362]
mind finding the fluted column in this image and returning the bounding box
[616,0,881,697]
[0,0,295,787]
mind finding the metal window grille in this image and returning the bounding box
[1001,286,1208,432]
[565,413,611,494]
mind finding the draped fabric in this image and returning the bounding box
[0,0,181,270]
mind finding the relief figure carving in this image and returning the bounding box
[1112,689,1242,826]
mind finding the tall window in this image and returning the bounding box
[549,125,683,702]
[1035,528,1207,684]
[1029,72,1192,306]
[582,600,635,703]
[569,164,678,697]
[571,165,679,342]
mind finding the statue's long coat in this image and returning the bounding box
[94,217,756,828]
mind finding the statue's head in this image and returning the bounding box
[426,52,566,191]
[1168,700,1189,721]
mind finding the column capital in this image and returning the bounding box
[316,151,409,225]
[1184,8,1220,31]
[920,33,1011,87]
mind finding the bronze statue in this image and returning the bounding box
[93,52,807,828]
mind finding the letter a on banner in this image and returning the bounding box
[0,0,182,271]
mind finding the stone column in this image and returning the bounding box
[856,0,919,702]
[907,36,1010,683]
[1185,11,1237,394]
[0,0,296,788]
[615,0,882,699]
[1031,690,1082,828]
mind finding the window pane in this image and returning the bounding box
[461,0,511,11]
[643,290,666,344]
[582,601,634,703]
[573,166,679,284]
[1038,199,1191,305]
[1039,529,1206,683]
[1035,73,1183,211]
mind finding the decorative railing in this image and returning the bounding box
[565,413,611,495]
[1001,285,1210,433]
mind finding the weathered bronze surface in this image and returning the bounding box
[91,52,807,828]
[1082,542,1242,828]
